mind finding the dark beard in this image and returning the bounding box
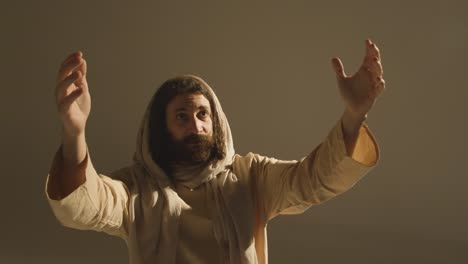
[167,134,215,166]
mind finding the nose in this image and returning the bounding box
[188,116,204,134]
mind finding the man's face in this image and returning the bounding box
[165,92,214,164]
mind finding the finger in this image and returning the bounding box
[369,79,385,99]
[57,54,84,83]
[364,39,380,61]
[365,39,372,56]
[368,42,381,61]
[331,57,346,78]
[60,51,82,67]
[74,59,88,92]
[374,57,383,75]
[55,71,81,102]
[365,56,383,77]
[374,77,386,93]
[377,76,385,88]
[76,57,87,76]
[57,88,83,113]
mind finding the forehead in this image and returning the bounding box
[166,92,211,112]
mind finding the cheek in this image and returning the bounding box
[167,121,183,140]
[206,119,214,134]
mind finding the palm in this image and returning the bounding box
[63,83,91,132]
[55,52,91,136]
[332,39,385,117]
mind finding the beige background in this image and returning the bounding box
[1,0,467,263]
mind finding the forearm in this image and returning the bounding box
[46,130,129,237]
[341,109,367,156]
[61,128,87,168]
[253,116,378,219]
[47,129,88,200]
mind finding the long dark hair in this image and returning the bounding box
[148,75,226,177]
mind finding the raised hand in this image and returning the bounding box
[331,39,385,119]
[55,51,91,137]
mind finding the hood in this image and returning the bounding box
[132,75,235,188]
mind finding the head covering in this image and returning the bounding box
[134,74,235,189]
[129,75,245,263]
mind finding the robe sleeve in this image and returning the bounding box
[246,119,380,222]
[44,145,129,239]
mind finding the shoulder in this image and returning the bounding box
[231,152,272,176]
[233,152,288,166]
[232,152,257,168]
[108,165,144,192]
[108,165,163,204]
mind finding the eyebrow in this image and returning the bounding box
[175,105,210,112]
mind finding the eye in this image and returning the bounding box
[198,111,210,119]
[176,113,187,120]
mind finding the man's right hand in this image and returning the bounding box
[55,51,91,137]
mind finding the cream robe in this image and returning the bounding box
[45,76,379,264]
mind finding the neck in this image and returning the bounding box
[171,159,209,169]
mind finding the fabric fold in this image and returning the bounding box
[45,74,380,264]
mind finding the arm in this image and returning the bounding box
[249,117,379,222]
[342,109,366,158]
[48,51,90,199]
[45,144,130,239]
[250,39,385,221]
[46,52,129,239]
[335,39,385,163]
[47,132,87,200]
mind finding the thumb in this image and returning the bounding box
[331,57,346,78]
[58,88,83,113]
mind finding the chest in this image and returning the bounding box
[174,183,221,263]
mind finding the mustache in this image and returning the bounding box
[182,134,212,144]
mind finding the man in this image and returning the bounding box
[46,39,384,264]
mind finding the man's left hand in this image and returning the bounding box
[332,39,385,119]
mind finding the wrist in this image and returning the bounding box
[61,129,87,169]
[61,123,86,139]
[341,109,367,156]
[342,109,367,136]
